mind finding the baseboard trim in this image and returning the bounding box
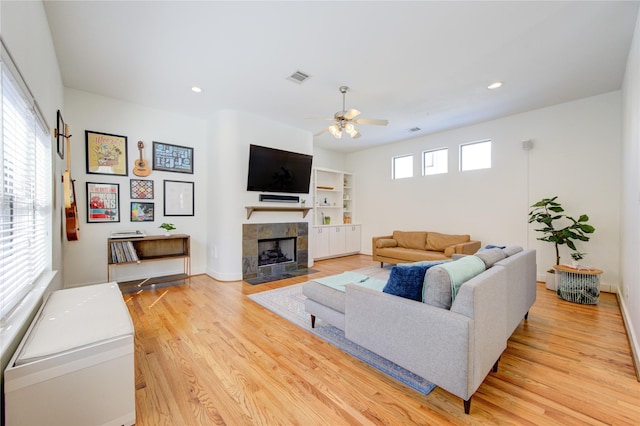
[617,291,640,381]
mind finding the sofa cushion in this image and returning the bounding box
[376,247,449,262]
[425,232,470,251]
[474,248,507,268]
[392,231,427,250]
[503,245,523,257]
[382,265,428,301]
[375,238,398,248]
[397,259,450,268]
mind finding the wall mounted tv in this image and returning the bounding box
[246,144,313,194]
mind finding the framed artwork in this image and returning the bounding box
[131,202,154,222]
[55,109,65,159]
[86,130,128,176]
[164,180,194,216]
[87,182,120,223]
[152,142,193,174]
[130,179,154,199]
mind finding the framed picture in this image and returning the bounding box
[164,180,194,216]
[152,142,193,174]
[86,130,128,176]
[131,202,154,222]
[130,179,154,199]
[55,109,65,159]
[86,182,120,223]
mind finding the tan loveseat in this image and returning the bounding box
[372,230,480,266]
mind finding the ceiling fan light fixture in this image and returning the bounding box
[328,124,342,139]
[344,122,359,138]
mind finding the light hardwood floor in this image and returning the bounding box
[122,255,640,425]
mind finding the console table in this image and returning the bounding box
[554,265,603,304]
[107,234,191,289]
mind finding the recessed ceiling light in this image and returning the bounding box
[487,81,502,90]
[191,86,202,93]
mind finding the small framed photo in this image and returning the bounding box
[153,142,193,174]
[86,130,128,176]
[164,180,194,216]
[130,179,154,199]
[87,182,120,223]
[55,109,65,160]
[131,202,154,222]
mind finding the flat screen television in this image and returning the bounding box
[246,144,313,194]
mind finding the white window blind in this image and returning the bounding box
[0,50,51,320]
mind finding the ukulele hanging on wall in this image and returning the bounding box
[133,140,151,177]
[56,112,80,241]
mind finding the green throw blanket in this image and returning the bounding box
[439,255,486,302]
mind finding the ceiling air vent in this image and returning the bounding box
[409,127,421,132]
[287,70,311,84]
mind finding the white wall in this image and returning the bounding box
[206,110,313,281]
[620,12,640,376]
[63,89,208,286]
[346,92,622,289]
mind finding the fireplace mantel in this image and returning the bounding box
[245,206,312,219]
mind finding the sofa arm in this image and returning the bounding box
[372,235,393,255]
[454,240,481,255]
[344,284,473,400]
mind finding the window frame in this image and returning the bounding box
[392,154,414,179]
[459,139,492,172]
[422,147,449,176]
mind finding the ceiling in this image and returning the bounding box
[43,1,639,153]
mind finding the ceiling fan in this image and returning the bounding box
[314,86,388,139]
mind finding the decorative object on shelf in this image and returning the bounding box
[152,141,193,174]
[163,180,194,216]
[301,199,306,206]
[87,182,120,223]
[131,202,154,222]
[528,196,595,290]
[159,222,176,236]
[132,140,151,177]
[130,179,154,199]
[324,216,331,225]
[85,130,128,176]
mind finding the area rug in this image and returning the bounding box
[248,283,435,395]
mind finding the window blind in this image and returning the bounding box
[0,49,51,320]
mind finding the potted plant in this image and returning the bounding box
[570,251,586,268]
[528,196,595,290]
[159,222,176,236]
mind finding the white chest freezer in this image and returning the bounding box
[4,282,135,426]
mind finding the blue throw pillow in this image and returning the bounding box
[383,265,429,301]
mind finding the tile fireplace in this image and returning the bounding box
[242,222,308,280]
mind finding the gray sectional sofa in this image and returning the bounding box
[303,247,537,414]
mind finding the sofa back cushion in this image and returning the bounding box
[425,232,470,251]
[474,248,507,268]
[392,231,427,250]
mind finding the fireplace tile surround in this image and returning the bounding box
[242,222,308,279]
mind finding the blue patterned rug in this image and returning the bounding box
[248,283,435,395]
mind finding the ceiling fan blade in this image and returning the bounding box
[343,108,361,120]
[354,118,389,126]
[307,116,337,121]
